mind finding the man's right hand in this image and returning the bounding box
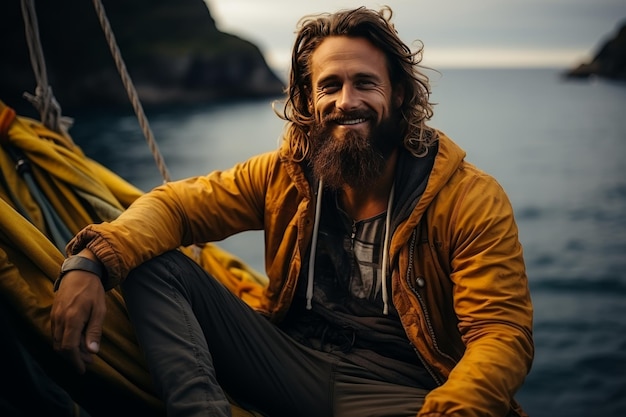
[51,251,107,374]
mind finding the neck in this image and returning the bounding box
[340,150,398,221]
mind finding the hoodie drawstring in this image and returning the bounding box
[306,179,324,310]
[381,183,395,315]
[306,180,395,315]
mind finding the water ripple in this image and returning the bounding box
[530,276,626,295]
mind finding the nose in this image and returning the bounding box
[336,85,359,112]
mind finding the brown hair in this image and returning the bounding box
[277,6,438,161]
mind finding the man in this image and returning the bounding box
[51,6,533,417]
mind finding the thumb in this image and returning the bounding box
[85,323,102,353]
[85,301,106,354]
[85,327,102,353]
[87,340,100,354]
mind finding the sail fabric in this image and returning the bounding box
[0,100,266,417]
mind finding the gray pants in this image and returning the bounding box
[122,250,427,417]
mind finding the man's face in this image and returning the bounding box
[308,36,403,190]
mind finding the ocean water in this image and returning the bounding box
[70,68,626,417]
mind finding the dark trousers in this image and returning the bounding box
[122,250,427,417]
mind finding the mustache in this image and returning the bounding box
[320,110,376,124]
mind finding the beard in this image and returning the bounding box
[308,110,403,191]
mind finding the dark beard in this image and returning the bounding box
[308,111,402,191]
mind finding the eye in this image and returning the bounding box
[355,79,376,88]
[319,82,340,94]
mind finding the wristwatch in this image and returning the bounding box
[54,255,104,291]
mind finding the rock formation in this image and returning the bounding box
[564,20,626,81]
[0,0,285,116]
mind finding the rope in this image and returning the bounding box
[91,0,171,183]
[19,0,172,183]
[20,0,73,137]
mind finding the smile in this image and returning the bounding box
[336,118,367,125]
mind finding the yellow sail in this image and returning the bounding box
[0,100,266,416]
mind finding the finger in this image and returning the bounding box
[63,320,88,374]
[80,351,95,366]
[51,296,79,367]
[52,293,87,372]
[84,300,106,354]
[84,277,106,355]
[79,337,95,365]
[50,287,71,352]
[50,301,63,351]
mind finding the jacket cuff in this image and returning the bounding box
[65,226,117,290]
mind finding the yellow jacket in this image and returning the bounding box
[67,132,534,417]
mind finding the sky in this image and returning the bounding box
[205,0,625,73]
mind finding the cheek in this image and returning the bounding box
[313,108,324,123]
[312,93,327,110]
[313,100,332,120]
[379,97,395,119]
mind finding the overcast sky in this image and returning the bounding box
[205,0,625,72]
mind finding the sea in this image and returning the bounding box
[69,68,626,417]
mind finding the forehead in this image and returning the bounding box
[310,36,389,82]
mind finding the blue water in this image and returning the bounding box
[70,68,626,417]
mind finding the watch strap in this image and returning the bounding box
[54,255,104,291]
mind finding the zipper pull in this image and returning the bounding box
[415,276,425,288]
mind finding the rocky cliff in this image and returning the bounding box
[1,0,285,116]
[564,20,626,81]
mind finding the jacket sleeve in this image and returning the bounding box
[65,151,276,290]
[420,171,534,417]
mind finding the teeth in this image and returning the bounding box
[339,118,366,125]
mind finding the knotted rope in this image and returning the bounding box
[20,0,73,138]
[20,0,172,183]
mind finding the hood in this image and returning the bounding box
[389,132,467,260]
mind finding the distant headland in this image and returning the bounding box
[563,20,626,81]
[0,0,285,116]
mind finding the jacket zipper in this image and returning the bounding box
[405,229,457,385]
[350,221,357,251]
[407,229,524,417]
[411,342,443,387]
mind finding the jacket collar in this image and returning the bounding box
[389,131,467,259]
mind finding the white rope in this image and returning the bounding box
[91,0,171,183]
[20,0,73,137]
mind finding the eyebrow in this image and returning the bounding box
[316,72,381,86]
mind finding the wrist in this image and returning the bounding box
[54,255,104,291]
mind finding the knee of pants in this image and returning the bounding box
[121,250,187,301]
[122,249,225,308]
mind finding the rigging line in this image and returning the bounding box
[20,0,73,137]
[91,0,171,183]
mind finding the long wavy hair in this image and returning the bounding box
[277,6,438,162]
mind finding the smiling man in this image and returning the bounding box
[51,6,534,417]
[308,36,402,194]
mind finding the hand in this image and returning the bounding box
[51,255,106,374]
